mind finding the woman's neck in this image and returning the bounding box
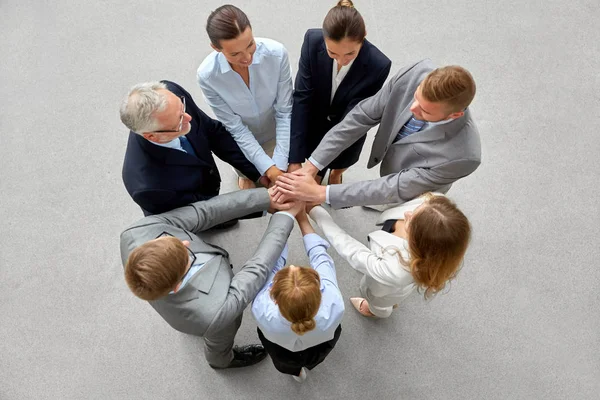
[231,64,249,73]
[391,220,409,240]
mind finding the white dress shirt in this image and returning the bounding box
[252,233,345,352]
[197,38,293,174]
[330,59,354,103]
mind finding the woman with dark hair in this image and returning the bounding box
[289,0,391,184]
[252,209,344,383]
[309,193,471,318]
[197,5,293,189]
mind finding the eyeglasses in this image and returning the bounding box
[155,231,196,284]
[152,96,186,133]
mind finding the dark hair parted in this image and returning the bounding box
[322,0,366,42]
[206,4,251,49]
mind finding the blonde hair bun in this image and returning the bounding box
[337,0,355,7]
[291,319,317,336]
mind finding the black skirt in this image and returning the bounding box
[257,325,342,376]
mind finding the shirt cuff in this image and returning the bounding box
[272,154,289,172]
[274,211,295,221]
[256,155,276,176]
[308,156,325,171]
[325,185,331,204]
[302,232,330,252]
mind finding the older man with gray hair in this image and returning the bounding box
[120,80,261,216]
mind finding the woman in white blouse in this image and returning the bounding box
[309,193,471,318]
[197,5,293,189]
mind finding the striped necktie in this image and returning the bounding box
[395,116,427,142]
[179,135,197,157]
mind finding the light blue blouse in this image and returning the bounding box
[251,233,345,352]
[197,38,293,175]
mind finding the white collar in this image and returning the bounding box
[149,137,182,150]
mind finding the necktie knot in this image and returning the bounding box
[179,136,197,157]
[396,116,427,142]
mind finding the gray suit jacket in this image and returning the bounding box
[311,59,481,208]
[119,189,293,339]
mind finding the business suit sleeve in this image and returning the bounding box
[271,46,293,171]
[198,75,276,175]
[202,112,261,181]
[151,188,270,232]
[328,158,482,208]
[206,213,294,332]
[309,207,403,286]
[289,31,314,164]
[311,74,395,168]
[132,189,212,216]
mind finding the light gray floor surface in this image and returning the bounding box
[1,0,599,399]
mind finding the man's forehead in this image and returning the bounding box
[154,90,180,114]
[156,88,174,101]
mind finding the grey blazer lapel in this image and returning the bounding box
[188,255,224,294]
[398,125,446,144]
[387,106,414,144]
[165,255,225,303]
[370,105,413,165]
[189,238,228,258]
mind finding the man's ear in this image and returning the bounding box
[448,110,465,120]
[142,132,159,143]
[210,43,221,52]
[173,281,182,293]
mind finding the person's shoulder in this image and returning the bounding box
[256,37,288,56]
[316,285,345,319]
[160,80,187,97]
[363,39,391,67]
[304,28,323,43]
[197,51,221,81]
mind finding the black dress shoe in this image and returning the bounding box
[210,219,239,230]
[220,344,267,369]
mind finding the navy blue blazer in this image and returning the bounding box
[122,80,260,216]
[290,29,391,168]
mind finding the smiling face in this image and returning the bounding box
[212,27,256,68]
[409,84,465,122]
[324,37,363,67]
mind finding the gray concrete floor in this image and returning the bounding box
[1,0,599,399]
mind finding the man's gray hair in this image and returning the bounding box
[120,81,169,134]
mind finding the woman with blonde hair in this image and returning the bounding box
[252,210,344,382]
[309,193,471,318]
[289,0,391,184]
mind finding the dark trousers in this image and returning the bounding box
[257,325,342,376]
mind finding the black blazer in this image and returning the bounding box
[290,29,391,167]
[122,80,260,216]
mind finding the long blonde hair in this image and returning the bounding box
[400,194,471,298]
[270,266,322,335]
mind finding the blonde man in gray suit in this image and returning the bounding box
[120,188,301,369]
[274,59,481,208]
